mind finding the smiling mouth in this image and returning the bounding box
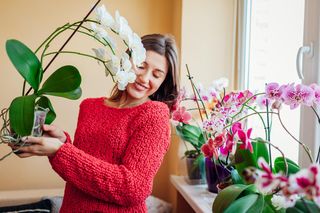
[135,81,149,89]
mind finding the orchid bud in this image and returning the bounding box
[272,100,282,110]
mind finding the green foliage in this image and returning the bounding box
[176,123,205,152]
[38,65,81,97]
[6,39,42,91]
[286,199,320,213]
[230,169,244,184]
[224,193,264,213]
[9,95,37,136]
[234,147,257,181]
[274,157,300,175]
[6,40,82,136]
[253,137,270,164]
[212,184,257,213]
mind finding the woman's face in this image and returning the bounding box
[126,50,168,101]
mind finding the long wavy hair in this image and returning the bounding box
[108,34,180,111]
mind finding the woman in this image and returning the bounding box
[13,34,179,212]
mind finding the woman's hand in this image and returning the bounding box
[42,124,66,143]
[12,136,64,158]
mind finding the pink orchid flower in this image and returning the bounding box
[172,106,192,124]
[310,83,320,106]
[266,82,283,100]
[282,83,315,109]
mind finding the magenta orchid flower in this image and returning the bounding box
[220,122,241,155]
[238,127,253,153]
[172,106,192,124]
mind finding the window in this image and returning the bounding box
[237,0,320,166]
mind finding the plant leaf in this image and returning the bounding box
[212,184,256,213]
[36,96,56,124]
[9,95,36,136]
[231,169,244,184]
[6,39,42,91]
[42,87,82,100]
[234,146,257,180]
[38,65,81,95]
[176,124,205,149]
[286,199,320,213]
[224,194,261,213]
[274,157,300,175]
[252,137,270,164]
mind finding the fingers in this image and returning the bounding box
[14,144,43,156]
[21,136,43,145]
[43,124,56,132]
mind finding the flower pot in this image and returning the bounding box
[185,156,206,184]
[205,157,231,193]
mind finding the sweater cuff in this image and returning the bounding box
[48,142,73,166]
[63,131,72,144]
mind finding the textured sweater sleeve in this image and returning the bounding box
[49,103,170,206]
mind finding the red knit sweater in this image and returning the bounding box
[49,97,170,212]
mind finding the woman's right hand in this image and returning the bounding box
[42,124,66,143]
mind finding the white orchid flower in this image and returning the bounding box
[271,195,299,210]
[116,70,136,91]
[119,23,133,48]
[112,10,125,33]
[90,23,108,40]
[92,48,106,64]
[121,53,132,72]
[106,55,120,76]
[212,77,229,92]
[131,33,146,66]
[95,5,114,28]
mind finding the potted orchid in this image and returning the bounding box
[211,82,320,212]
[0,2,146,160]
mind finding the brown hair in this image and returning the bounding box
[109,33,180,111]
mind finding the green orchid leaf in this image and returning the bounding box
[212,184,256,213]
[274,157,300,175]
[224,194,262,213]
[246,193,265,213]
[176,124,204,149]
[230,169,244,184]
[9,95,37,136]
[42,87,82,100]
[287,199,320,213]
[38,65,81,96]
[36,96,56,124]
[234,146,257,181]
[253,137,270,164]
[6,39,42,91]
[262,195,281,213]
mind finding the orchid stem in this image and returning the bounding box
[25,0,101,96]
[278,110,314,163]
[266,99,272,171]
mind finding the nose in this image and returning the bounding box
[137,68,152,84]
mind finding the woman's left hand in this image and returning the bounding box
[10,136,64,158]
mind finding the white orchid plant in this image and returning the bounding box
[0,2,146,160]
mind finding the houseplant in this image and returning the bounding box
[211,82,320,212]
[0,1,146,160]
